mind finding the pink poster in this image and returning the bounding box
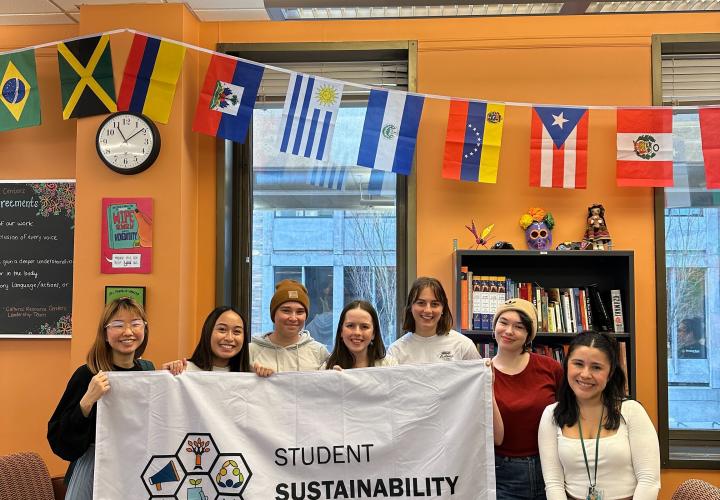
[101,197,153,274]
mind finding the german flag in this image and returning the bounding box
[57,34,116,119]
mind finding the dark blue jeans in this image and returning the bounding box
[495,454,547,500]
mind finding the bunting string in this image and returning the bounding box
[1,28,719,190]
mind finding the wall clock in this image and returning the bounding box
[96,112,161,175]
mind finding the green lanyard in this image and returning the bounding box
[577,407,603,495]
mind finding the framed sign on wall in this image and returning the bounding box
[105,286,146,307]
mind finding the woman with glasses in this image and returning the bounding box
[492,298,563,500]
[48,297,155,500]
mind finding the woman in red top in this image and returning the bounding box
[492,298,563,500]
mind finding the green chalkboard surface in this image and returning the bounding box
[0,181,75,338]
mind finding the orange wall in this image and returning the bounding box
[0,7,718,496]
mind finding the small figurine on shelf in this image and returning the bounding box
[465,220,495,249]
[582,203,612,250]
[519,207,555,251]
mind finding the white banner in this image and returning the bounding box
[95,360,495,500]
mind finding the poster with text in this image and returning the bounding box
[0,180,74,338]
[101,197,153,274]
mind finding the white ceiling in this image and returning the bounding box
[0,0,717,25]
[0,0,271,25]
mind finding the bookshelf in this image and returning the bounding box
[453,249,636,398]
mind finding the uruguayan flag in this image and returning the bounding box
[279,73,343,161]
[357,90,424,175]
[308,166,346,190]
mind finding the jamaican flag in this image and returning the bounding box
[57,34,117,119]
[0,49,41,132]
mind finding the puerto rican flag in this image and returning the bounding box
[529,106,589,189]
[616,108,673,187]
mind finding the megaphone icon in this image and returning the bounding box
[149,461,180,491]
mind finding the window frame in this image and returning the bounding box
[213,41,418,341]
[652,32,720,470]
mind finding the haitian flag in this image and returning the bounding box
[442,100,505,183]
[117,34,186,124]
[192,55,264,143]
[357,90,424,175]
[616,108,673,187]
[529,106,589,189]
[699,108,720,189]
[0,49,41,132]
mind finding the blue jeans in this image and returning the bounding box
[495,454,547,500]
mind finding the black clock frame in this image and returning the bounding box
[96,112,161,175]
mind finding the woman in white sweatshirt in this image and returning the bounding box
[249,279,329,372]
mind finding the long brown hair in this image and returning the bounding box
[325,300,386,369]
[86,297,149,374]
[401,277,453,335]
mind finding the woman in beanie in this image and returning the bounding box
[249,279,329,372]
[491,298,563,500]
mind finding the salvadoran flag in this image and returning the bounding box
[357,90,424,175]
[529,106,589,189]
[279,73,343,161]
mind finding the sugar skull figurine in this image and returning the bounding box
[519,207,555,251]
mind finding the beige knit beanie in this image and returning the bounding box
[492,298,538,342]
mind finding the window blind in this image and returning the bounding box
[255,60,408,100]
[662,54,720,105]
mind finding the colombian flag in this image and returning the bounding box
[192,54,264,143]
[117,34,186,124]
[442,99,505,183]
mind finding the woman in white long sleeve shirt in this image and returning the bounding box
[538,331,660,500]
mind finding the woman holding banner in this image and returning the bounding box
[538,331,660,500]
[47,297,156,500]
[388,276,504,445]
[322,300,397,369]
[491,298,563,500]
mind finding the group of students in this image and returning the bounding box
[47,277,661,500]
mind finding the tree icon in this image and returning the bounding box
[186,438,211,469]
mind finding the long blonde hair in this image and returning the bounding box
[86,297,149,374]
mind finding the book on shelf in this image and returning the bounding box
[460,266,469,331]
[611,289,625,333]
[588,284,613,332]
[472,275,482,330]
[467,270,473,329]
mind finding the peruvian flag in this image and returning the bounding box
[529,106,589,189]
[699,108,720,189]
[616,108,673,187]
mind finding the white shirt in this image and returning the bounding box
[538,400,661,500]
[319,355,399,370]
[387,329,480,365]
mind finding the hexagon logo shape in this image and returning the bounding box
[209,453,252,497]
[176,433,219,474]
[141,455,184,498]
[177,473,218,500]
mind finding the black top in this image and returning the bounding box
[47,360,154,463]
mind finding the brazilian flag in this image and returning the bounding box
[0,49,41,132]
[57,34,117,119]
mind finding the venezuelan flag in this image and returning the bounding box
[117,34,185,124]
[442,100,505,183]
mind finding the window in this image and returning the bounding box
[217,43,413,356]
[653,34,720,467]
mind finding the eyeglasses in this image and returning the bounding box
[105,320,146,333]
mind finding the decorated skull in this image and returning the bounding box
[525,221,552,250]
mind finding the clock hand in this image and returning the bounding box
[117,126,128,143]
[125,128,146,142]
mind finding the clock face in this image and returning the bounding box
[96,112,161,174]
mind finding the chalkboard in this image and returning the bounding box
[0,181,74,338]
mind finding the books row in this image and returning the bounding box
[459,268,625,334]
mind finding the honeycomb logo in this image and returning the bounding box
[141,432,252,499]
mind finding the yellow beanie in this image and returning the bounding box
[270,279,310,321]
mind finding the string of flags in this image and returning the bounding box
[2,29,720,190]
